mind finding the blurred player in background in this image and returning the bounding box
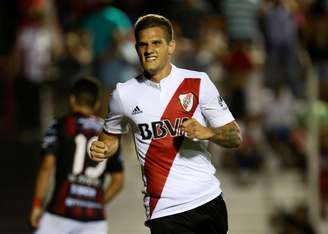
[30,77,124,234]
[90,14,241,234]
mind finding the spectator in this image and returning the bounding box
[81,5,135,118]
[223,0,261,44]
[11,10,58,139]
[54,29,93,115]
[270,204,316,234]
[303,0,328,101]
[262,0,304,97]
[81,5,132,76]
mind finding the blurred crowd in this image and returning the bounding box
[270,204,316,234]
[0,0,327,233]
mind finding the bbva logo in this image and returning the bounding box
[138,117,188,140]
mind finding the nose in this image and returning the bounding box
[144,44,154,54]
[144,50,152,57]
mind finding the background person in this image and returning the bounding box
[30,77,124,234]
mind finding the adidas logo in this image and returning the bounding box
[132,106,143,115]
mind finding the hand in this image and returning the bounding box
[30,207,43,229]
[180,118,214,140]
[90,140,110,162]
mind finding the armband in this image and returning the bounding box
[32,197,43,208]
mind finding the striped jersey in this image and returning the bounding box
[104,65,234,220]
[42,112,123,221]
[223,0,260,41]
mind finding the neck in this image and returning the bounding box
[147,64,172,83]
[72,106,94,116]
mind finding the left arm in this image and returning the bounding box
[103,172,124,204]
[208,121,242,148]
[190,73,242,148]
[181,119,242,148]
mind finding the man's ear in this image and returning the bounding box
[135,42,142,57]
[94,100,101,113]
[168,40,176,55]
[69,95,76,107]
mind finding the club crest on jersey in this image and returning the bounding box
[179,93,194,112]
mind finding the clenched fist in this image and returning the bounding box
[89,133,120,162]
[180,118,214,140]
[90,140,110,162]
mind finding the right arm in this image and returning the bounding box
[91,85,127,162]
[90,131,121,162]
[30,154,55,228]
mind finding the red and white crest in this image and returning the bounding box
[179,93,194,112]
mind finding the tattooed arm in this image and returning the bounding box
[208,121,242,148]
[181,119,242,148]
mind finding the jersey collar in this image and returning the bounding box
[143,64,176,89]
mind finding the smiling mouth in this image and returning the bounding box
[145,56,157,62]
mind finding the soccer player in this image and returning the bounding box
[90,14,242,234]
[30,77,124,234]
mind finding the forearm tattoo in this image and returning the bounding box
[209,122,242,148]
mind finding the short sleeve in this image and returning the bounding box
[41,119,59,156]
[103,87,129,134]
[199,73,235,128]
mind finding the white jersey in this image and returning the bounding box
[104,65,235,220]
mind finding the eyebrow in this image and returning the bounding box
[137,39,164,46]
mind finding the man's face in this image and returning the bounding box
[135,27,175,78]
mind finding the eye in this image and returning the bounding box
[137,42,147,48]
[153,40,162,45]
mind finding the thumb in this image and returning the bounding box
[104,143,110,155]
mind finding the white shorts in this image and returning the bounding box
[35,212,108,234]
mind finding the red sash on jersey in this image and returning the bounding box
[144,78,201,217]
